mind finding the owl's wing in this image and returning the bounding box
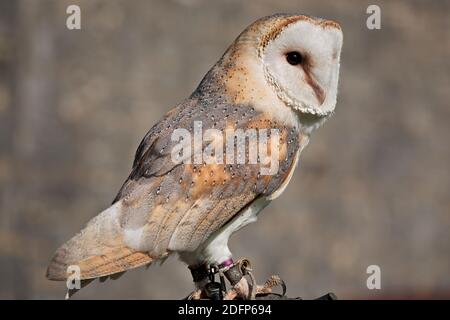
[47,99,301,281]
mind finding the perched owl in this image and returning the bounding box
[47,14,343,299]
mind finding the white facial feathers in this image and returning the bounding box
[260,18,343,116]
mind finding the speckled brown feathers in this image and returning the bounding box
[114,102,303,256]
[47,99,303,281]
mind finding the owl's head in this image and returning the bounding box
[211,14,343,121]
[258,15,343,116]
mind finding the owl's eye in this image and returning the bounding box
[286,51,303,66]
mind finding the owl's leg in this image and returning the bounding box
[186,258,285,299]
[221,258,252,300]
[185,261,249,300]
[221,258,286,300]
[185,263,209,300]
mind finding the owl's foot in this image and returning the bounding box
[187,258,286,300]
[186,288,204,300]
[223,276,251,300]
[221,258,286,300]
[255,275,286,297]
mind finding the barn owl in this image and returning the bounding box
[47,14,343,299]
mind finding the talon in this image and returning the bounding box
[224,276,250,300]
[186,289,203,300]
[221,258,287,300]
[256,275,286,297]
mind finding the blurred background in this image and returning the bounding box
[0,0,449,299]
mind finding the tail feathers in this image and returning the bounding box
[47,245,153,281]
[46,202,154,281]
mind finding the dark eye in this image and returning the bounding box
[286,51,303,65]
